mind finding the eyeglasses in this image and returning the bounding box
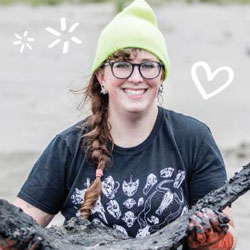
[103,61,163,79]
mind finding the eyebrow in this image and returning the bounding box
[125,58,158,62]
[140,58,156,61]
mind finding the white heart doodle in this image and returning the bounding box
[191,61,234,100]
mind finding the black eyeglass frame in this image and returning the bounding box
[103,61,164,79]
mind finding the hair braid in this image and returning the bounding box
[79,73,113,219]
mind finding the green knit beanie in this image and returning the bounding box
[91,0,170,80]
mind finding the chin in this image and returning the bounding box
[123,103,148,114]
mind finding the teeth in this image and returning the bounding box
[124,89,146,95]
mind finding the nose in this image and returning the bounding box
[128,65,143,83]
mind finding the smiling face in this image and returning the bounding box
[96,49,164,116]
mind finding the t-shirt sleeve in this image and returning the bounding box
[17,134,72,215]
[188,125,227,206]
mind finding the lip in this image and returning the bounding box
[122,88,148,90]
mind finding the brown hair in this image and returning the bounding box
[79,48,165,219]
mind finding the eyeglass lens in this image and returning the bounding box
[112,62,161,79]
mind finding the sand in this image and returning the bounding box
[0,2,250,249]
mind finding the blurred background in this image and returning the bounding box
[0,0,250,248]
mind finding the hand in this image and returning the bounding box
[0,238,18,250]
[0,234,43,250]
[0,238,42,250]
[187,208,230,249]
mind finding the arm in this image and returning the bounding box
[187,124,237,249]
[0,135,72,250]
[13,197,55,227]
[217,207,237,250]
[16,135,71,226]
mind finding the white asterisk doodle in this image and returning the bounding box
[46,17,82,54]
[13,30,35,53]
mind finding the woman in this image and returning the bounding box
[3,0,236,249]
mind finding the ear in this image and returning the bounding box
[161,69,166,81]
[96,68,104,85]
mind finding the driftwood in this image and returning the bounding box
[0,162,250,250]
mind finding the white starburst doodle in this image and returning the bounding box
[13,31,35,53]
[46,17,82,54]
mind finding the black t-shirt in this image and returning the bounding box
[18,106,227,239]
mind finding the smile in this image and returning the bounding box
[123,88,147,97]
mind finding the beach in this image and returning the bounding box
[0,2,250,248]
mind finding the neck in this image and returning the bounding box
[108,105,158,148]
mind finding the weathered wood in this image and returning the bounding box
[1,162,250,250]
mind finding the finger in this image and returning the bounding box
[200,211,212,231]
[28,238,43,250]
[192,210,213,235]
[202,209,227,244]
[194,211,203,219]
[187,222,197,246]
[210,215,227,234]
[189,214,203,225]
[203,209,229,235]
[188,219,207,246]
[205,210,222,233]
[218,212,230,224]
[187,222,195,236]
[217,212,230,234]
[195,224,206,244]
[187,227,207,249]
[187,222,201,248]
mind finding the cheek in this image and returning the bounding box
[147,80,162,92]
[106,80,124,96]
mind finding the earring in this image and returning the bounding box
[158,84,163,94]
[100,84,108,95]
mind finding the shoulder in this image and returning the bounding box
[160,107,211,140]
[49,118,89,155]
[58,120,85,140]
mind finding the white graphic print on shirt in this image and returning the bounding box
[71,168,186,238]
[71,178,90,205]
[93,218,105,226]
[136,176,185,238]
[136,225,151,238]
[137,191,156,228]
[143,173,157,195]
[113,224,128,236]
[147,215,159,224]
[123,198,136,209]
[155,180,184,216]
[181,205,188,216]
[174,170,185,188]
[122,175,139,197]
[70,178,108,223]
[71,187,85,205]
[91,197,108,224]
[122,211,137,228]
[136,205,182,238]
[102,176,120,199]
[107,200,121,219]
[155,190,174,215]
[160,167,174,178]
[138,197,144,207]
